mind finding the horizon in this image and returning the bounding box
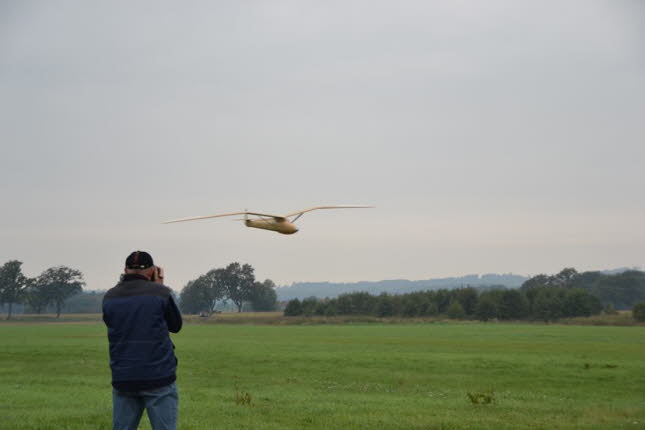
[21,264,641,293]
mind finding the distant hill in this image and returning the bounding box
[600,267,641,275]
[275,273,528,300]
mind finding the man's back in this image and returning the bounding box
[103,274,182,391]
[105,251,182,430]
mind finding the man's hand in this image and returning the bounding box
[152,266,165,284]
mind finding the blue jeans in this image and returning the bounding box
[112,382,178,430]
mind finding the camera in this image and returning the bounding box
[152,266,165,283]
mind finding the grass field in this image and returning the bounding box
[1,317,644,429]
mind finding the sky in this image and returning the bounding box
[1,0,644,292]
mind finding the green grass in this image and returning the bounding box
[1,321,644,429]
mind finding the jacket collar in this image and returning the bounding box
[122,274,150,282]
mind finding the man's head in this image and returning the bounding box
[125,251,155,279]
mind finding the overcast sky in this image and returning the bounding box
[1,0,644,291]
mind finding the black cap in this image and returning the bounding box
[125,251,154,269]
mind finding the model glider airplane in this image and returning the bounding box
[163,205,373,235]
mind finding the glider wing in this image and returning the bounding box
[163,211,284,224]
[284,205,373,218]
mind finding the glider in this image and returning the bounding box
[163,205,373,235]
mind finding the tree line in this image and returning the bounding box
[179,262,278,314]
[0,261,84,319]
[284,286,603,321]
[522,268,645,310]
[3,261,643,321]
[283,267,645,321]
[0,260,278,318]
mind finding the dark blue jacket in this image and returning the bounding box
[102,274,182,391]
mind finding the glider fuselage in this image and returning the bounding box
[245,218,299,235]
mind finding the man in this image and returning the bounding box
[103,251,182,430]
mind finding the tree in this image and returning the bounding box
[179,270,226,315]
[180,262,261,314]
[0,260,29,320]
[475,293,498,322]
[446,300,465,319]
[323,298,338,316]
[523,269,645,310]
[59,290,105,313]
[425,301,439,317]
[179,279,206,314]
[552,268,579,287]
[576,271,604,290]
[603,303,618,315]
[376,293,394,317]
[633,302,645,322]
[201,269,227,314]
[301,297,318,316]
[561,288,601,318]
[521,274,550,291]
[314,300,328,316]
[335,292,377,315]
[400,294,421,317]
[248,279,278,311]
[455,287,478,316]
[35,266,84,318]
[433,289,452,314]
[24,279,50,314]
[531,289,563,322]
[590,271,645,309]
[222,263,256,313]
[498,290,529,320]
[284,298,303,316]
[414,292,435,316]
[522,269,580,291]
[335,294,355,315]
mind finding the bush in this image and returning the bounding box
[632,302,645,322]
[603,303,618,315]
